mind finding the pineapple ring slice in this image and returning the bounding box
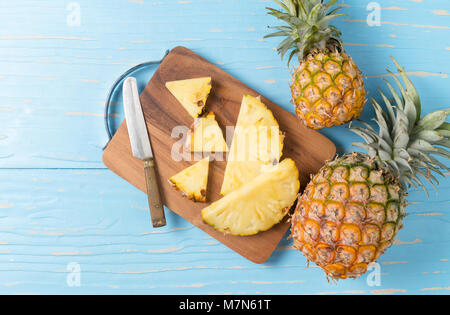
[202,159,300,236]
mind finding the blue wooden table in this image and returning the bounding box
[0,0,449,295]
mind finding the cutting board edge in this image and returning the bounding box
[101,46,338,264]
[102,140,292,265]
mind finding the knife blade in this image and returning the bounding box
[123,77,166,228]
[123,77,153,160]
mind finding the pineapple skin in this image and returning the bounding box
[291,153,407,280]
[291,51,366,129]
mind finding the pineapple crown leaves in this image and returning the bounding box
[350,58,450,196]
[264,0,345,65]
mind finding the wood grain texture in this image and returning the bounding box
[143,158,166,228]
[103,47,336,263]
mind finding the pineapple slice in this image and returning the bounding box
[166,77,212,118]
[186,112,228,152]
[169,157,210,202]
[202,158,299,236]
[220,95,284,195]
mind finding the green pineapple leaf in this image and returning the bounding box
[265,0,344,62]
[350,59,450,194]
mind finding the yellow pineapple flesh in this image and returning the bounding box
[169,157,210,202]
[203,158,300,236]
[220,95,284,195]
[166,77,212,118]
[186,112,228,153]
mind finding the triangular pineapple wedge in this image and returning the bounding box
[169,157,210,202]
[202,158,299,236]
[186,112,228,153]
[166,77,212,118]
[220,95,284,195]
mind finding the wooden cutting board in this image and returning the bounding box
[103,46,336,264]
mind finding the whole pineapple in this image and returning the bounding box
[291,59,449,279]
[265,0,366,129]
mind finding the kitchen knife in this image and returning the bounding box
[123,77,166,228]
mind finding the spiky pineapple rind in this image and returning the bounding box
[291,51,366,129]
[265,1,366,129]
[293,59,449,280]
[291,153,407,280]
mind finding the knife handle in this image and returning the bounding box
[143,158,166,228]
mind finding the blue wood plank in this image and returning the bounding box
[0,169,448,294]
[0,0,449,167]
[0,0,449,294]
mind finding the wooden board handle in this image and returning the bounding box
[144,158,166,228]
